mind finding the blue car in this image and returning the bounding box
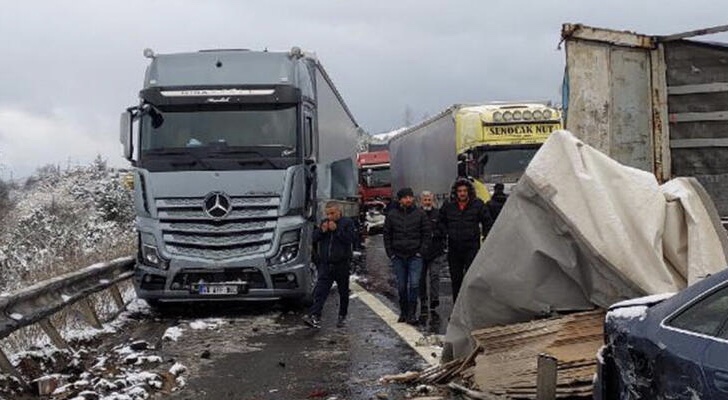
[596,268,728,399]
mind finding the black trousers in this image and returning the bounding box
[447,246,479,302]
[309,261,350,318]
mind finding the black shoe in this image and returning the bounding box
[406,303,419,325]
[302,314,321,329]
[336,316,346,328]
[398,299,409,323]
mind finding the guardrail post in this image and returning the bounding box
[77,298,103,330]
[38,319,70,350]
[109,284,125,311]
[536,353,558,400]
[0,347,28,390]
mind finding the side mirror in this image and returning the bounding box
[119,111,133,161]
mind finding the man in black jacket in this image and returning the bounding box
[484,183,508,236]
[438,178,490,302]
[384,187,432,324]
[303,202,358,329]
[419,190,444,316]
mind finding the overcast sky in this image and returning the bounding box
[1,0,726,178]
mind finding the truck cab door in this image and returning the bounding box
[303,109,317,220]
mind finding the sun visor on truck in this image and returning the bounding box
[139,85,301,107]
[316,158,357,200]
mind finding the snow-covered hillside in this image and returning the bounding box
[0,159,135,294]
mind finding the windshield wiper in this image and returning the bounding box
[144,149,215,170]
[209,149,280,169]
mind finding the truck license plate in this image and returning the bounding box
[199,284,239,295]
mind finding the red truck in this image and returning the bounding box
[357,150,392,232]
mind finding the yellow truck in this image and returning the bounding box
[390,103,562,203]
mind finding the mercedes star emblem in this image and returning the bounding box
[203,192,232,220]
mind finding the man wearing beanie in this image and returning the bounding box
[384,187,432,324]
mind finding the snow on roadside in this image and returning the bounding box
[189,318,226,330]
[163,326,184,342]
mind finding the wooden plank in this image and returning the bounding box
[38,319,69,350]
[670,138,728,148]
[536,354,558,400]
[658,24,728,42]
[670,111,728,122]
[651,43,671,182]
[668,82,728,95]
[562,23,654,49]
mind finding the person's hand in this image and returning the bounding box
[320,222,329,232]
[328,221,337,231]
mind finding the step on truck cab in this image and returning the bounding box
[119,47,361,304]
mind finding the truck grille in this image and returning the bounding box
[156,196,279,260]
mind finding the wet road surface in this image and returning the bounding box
[359,234,454,336]
[161,299,426,400]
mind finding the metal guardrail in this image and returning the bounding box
[0,257,135,388]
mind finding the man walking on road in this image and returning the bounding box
[484,183,509,236]
[419,190,444,318]
[384,187,431,324]
[303,202,358,329]
[439,178,490,302]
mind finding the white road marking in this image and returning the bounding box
[351,281,441,366]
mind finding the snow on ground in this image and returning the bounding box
[0,160,134,295]
[163,326,184,342]
[188,318,227,330]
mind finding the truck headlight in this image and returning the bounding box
[278,243,299,264]
[141,244,168,269]
[533,110,544,120]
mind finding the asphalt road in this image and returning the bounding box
[359,234,454,336]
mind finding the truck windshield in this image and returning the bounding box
[139,106,298,171]
[364,167,391,188]
[473,147,540,183]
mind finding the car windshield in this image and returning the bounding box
[140,106,297,153]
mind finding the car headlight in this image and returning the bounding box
[513,110,522,120]
[493,111,503,122]
[141,244,168,269]
[543,109,553,119]
[523,110,533,120]
[533,110,544,120]
[503,111,513,122]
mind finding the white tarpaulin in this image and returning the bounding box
[444,130,728,360]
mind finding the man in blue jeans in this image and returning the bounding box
[303,202,358,329]
[384,187,432,324]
